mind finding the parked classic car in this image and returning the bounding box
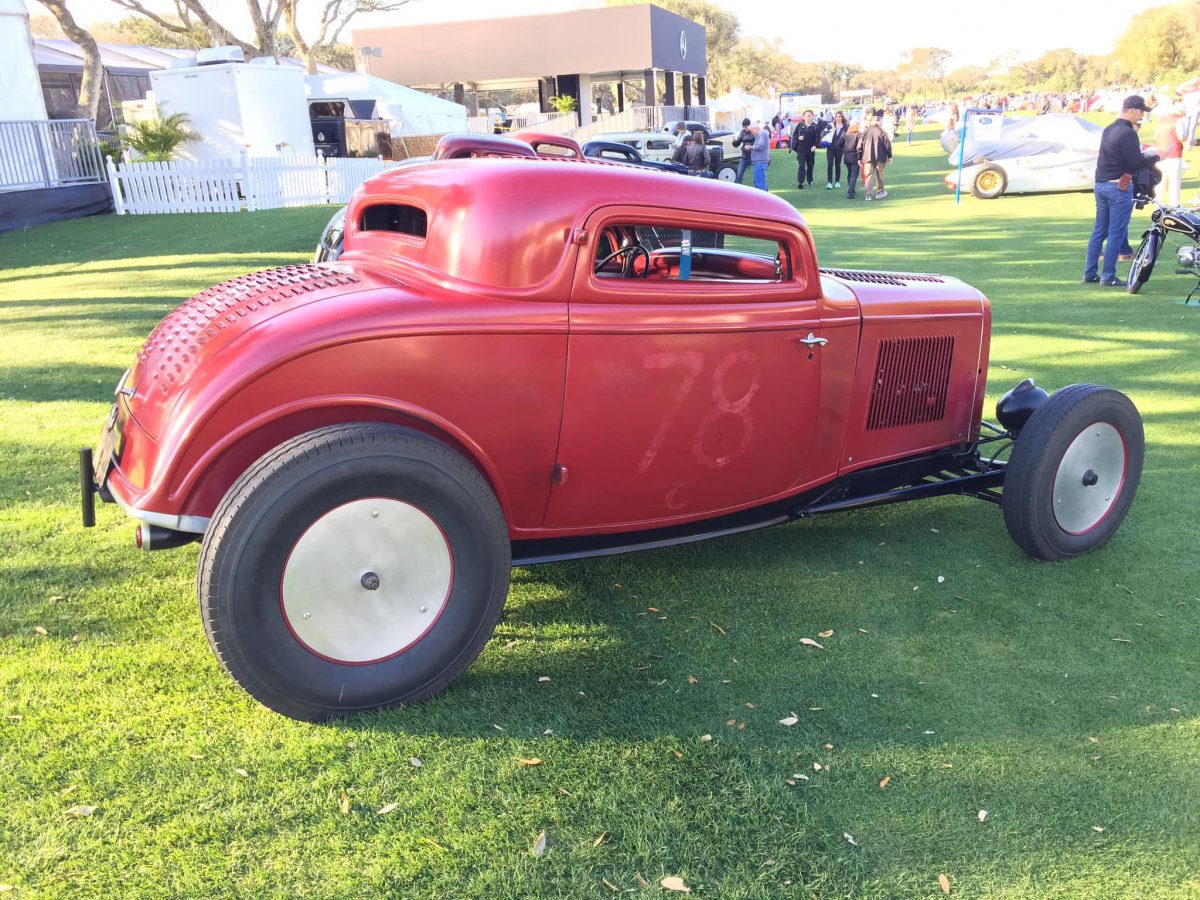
[943,114,1103,199]
[83,135,1144,721]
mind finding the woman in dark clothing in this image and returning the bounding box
[842,121,861,199]
[684,130,712,176]
[825,111,849,189]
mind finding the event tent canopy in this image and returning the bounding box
[304,72,467,137]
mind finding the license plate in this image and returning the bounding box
[93,404,119,484]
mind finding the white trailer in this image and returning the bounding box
[149,62,315,160]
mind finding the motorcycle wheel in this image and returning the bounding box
[1126,230,1161,294]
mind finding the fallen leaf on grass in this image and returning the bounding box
[1112,638,1133,643]
[493,724,505,731]
[503,640,518,649]
[421,837,449,852]
[843,832,858,846]
[937,576,945,584]
[1087,736,1100,744]
[187,753,204,761]
[726,719,736,727]
[879,776,891,789]
[65,806,95,817]
[687,675,697,685]
[544,728,553,735]
[858,628,869,634]
[518,758,542,767]
[234,768,250,779]
[378,803,399,815]
[532,831,547,856]
[593,832,608,847]
[824,743,834,750]
[538,676,550,683]
[818,630,834,638]
[745,702,755,709]
[938,873,951,893]
[602,878,619,892]
[737,723,745,731]
[941,763,954,769]
[778,715,799,727]
[710,623,726,635]
[1092,826,1105,833]
[409,757,424,768]
[699,734,712,742]
[661,875,691,893]
[978,810,988,822]
[34,626,48,636]
[813,762,823,771]
[339,792,350,815]
[799,638,825,650]
[670,750,683,760]
[634,873,651,889]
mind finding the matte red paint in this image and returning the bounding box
[98,157,992,541]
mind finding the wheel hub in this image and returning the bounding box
[1052,423,1126,534]
[280,498,453,663]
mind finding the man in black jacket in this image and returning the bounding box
[790,110,821,189]
[731,117,755,184]
[1083,95,1158,287]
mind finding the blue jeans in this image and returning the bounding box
[736,154,751,184]
[1084,180,1134,283]
[752,161,769,190]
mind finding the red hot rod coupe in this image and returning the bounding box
[82,137,1144,721]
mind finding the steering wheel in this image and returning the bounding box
[594,244,651,277]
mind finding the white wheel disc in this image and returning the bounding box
[1052,423,1127,535]
[280,498,453,663]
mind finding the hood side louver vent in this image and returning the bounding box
[866,335,955,430]
[821,268,946,286]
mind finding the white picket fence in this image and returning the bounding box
[107,152,401,215]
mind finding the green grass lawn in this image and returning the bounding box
[2,127,1199,898]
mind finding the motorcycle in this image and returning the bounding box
[1127,196,1200,301]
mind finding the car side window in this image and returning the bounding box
[593,223,790,284]
[646,140,674,151]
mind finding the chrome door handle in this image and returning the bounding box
[796,332,828,347]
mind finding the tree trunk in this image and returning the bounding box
[38,0,104,122]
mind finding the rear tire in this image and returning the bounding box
[1126,231,1160,294]
[198,424,510,721]
[1002,385,1143,560]
[715,163,738,182]
[970,164,1007,199]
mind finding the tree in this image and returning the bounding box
[28,13,64,38]
[36,0,103,122]
[1112,1,1200,82]
[898,47,951,98]
[280,0,413,75]
[108,0,272,58]
[91,15,211,50]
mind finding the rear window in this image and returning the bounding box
[360,204,427,238]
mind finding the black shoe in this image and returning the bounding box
[1081,275,1100,283]
[797,183,804,189]
[1099,279,1124,287]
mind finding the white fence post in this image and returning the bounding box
[106,156,126,216]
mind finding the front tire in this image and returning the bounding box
[1126,231,1161,294]
[1002,385,1143,561]
[198,424,510,721]
[970,164,1007,199]
[715,163,738,182]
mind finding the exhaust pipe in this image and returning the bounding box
[136,524,200,551]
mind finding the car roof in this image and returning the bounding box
[349,157,804,291]
[593,132,675,142]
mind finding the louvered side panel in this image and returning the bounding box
[866,336,955,430]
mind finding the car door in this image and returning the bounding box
[543,207,826,531]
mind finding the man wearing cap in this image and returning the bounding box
[731,117,756,184]
[1083,95,1159,287]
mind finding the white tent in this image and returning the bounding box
[709,90,773,129]
[304,73,467,137]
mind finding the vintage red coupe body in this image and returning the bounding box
[84,141,1143,720]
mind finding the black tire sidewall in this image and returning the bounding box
[1003,386,1143,560]
[200,426,509,720]
[971,165,1006,200]
[1127,231,1159,292]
